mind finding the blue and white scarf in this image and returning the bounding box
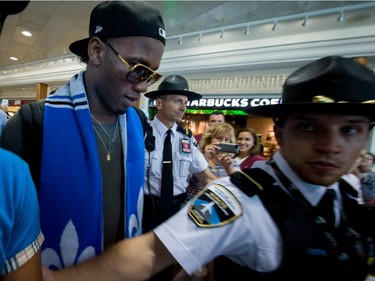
[39,72,144,269]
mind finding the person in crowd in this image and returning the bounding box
[359,152,375,173]
[235,127,266,170]
[43,55,375,281]
[1,0,166,271]
[194,111,226,144]
[0,108,7,142]
[143,74,216,280]
[208,111,226,125]
[187,121,240,280]
[143,74,217,230]
[0,148,44,281]
[361,175,375,205]
[358,152,375,204]
[187,122,240,200]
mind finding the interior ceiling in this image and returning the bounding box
[0,1,375,91]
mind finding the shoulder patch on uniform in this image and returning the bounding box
[188,184,243,227]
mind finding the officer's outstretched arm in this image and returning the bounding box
[42,232,177,281]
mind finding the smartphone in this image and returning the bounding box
[218,143,239,154]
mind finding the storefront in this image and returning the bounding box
[148,95,281,158]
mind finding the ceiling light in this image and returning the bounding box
[337,11,345,22]
[302,16,309,27]
[10,56,18,61]
[21,30,32,37]
[272,21,279,31]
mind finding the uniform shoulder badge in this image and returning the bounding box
[188,184,243,227]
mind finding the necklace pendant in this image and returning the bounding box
[107,152,111,161]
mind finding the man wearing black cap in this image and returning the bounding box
[2,0,166,273]
[43,56,375,281]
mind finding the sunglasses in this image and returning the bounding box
[103,40,162,86]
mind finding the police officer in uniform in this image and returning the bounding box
[143,75,216,233]
[143,75,216,281]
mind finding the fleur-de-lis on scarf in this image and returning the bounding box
[42,220,95,269]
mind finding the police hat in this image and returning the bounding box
[145,75,202,101]
[244,56,375,121]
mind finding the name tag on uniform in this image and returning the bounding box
[188,184,243,227]
[180,138,191,155]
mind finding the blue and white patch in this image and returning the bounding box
[188,184,243,227]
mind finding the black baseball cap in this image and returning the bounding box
[69,1,166,58]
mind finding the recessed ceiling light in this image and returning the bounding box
[22,30,32,37]
[10,57,18,61]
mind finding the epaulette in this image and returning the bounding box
[176,125,192,137]
[339,178,359,198]
[230,168,276,197]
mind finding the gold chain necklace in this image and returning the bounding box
[91,115,119,161]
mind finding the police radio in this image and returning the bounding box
[145,124,155,152]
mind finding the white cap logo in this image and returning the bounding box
[159,28,166,39]
[95,26,103,34]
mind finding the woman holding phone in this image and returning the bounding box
[187,122,240,199]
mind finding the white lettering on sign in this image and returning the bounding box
[249,98,280,107]
[186,98,279,108]
[149,98,281,108]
